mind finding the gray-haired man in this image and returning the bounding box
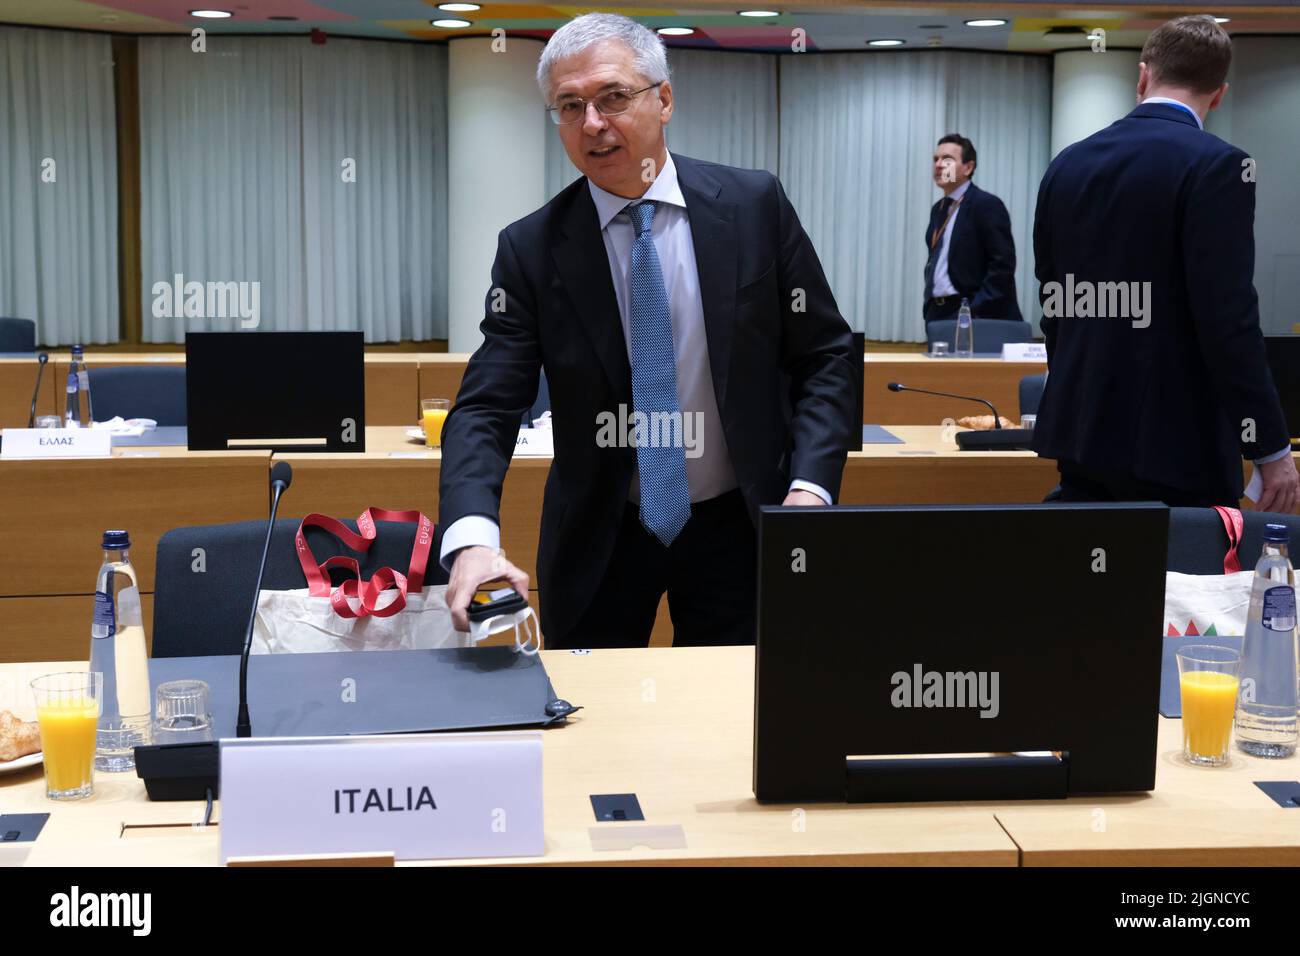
[438,14,857,648]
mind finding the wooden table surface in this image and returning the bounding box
[0,649,1019,866]
[4,646,1295,866]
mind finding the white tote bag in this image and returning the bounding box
[251,508,467,654]
[1163,506,1253,638]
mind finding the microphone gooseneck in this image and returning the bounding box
[27,352,49,429]
[885,382,1003,429]
[236,462,294,738]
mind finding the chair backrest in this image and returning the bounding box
[87,365,187,425]
[927,318,1034,353]
[152,518,449,657]
[1167,507,1300,574]
[521,368,550,426]
[1019,373,1048,417]
[0,317,36,352]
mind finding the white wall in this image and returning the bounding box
[447,37,546,352]
[1051,49,1140,157]
[1208,37,1300,334]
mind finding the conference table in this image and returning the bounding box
[2,647,1297,866]
[0,425,1061,662]
[0,350,1046,430]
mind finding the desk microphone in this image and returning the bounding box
[886,381,1003,428]
[26,352,49,428]
[886,382,1035,451]
[236,461,293,738]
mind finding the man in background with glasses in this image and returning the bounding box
[439,13,856,648]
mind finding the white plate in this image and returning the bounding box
[0,752,43,775]
[405,426,426,443]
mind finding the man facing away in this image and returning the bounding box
[1032,15,1298,513]
[437,14,857,648]
[923,134,1022,325]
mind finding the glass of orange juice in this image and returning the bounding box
[421,398,450,449]
[30,671,102,800]
[1176,645,1241,766]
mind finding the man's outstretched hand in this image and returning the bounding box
[446,545,530,632]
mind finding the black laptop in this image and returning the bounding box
[185,331,365,453]
[753,502,1169,802]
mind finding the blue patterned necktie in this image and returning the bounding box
[627,200,691,547]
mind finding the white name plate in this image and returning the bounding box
[219,732,544,864]
[513,427,554,457]
[1,427,112,459]
[1001,343,1047,362]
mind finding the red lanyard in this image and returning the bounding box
[1213,505,1244,574]
[294,508,433,618]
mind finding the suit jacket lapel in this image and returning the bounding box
[674,153,738,413]
[552,183,631,400]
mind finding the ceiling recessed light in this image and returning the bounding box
[657,27,695,36]
[438,3,481,11]
[431,18,472,28]
[965,19,1007,28]
[868,39,904,47]
[189,9,233,17]
[1214,17,1231,24]
[738,10,779,16]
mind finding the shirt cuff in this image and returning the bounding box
[788,479,832,505]
[1253,447,1293,466]
[439,515,500,571]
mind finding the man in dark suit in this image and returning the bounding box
[1033,15,1298,513]
[923,134,1022,325]
[438,14,857,648]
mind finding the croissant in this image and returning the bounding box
[0,709,41,762]
[957,414,1016,431]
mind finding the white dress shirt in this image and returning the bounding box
[930,179,971,298]
[440,154,830,568]
[1141,96,1204,129]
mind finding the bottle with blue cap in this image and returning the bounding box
[1235,523,1298,758]
[88,529,152,770]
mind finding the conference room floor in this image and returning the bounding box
[3,648,1297,866]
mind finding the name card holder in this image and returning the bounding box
[1001,343,1047,362]
[513,427,554,458]
[1,428,112,459]
[219,732,544,864]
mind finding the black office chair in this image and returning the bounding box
[521,369,550,426]
[1019,373,1047,417]
[0,317,36,352]
[87,365,187,425]
[1167,507,1299,574]
[927,318,1034,353]
[152,518,449,657]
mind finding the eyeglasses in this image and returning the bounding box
[547,83,662,125]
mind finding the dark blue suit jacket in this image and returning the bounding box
[439,154,856,637]
[923,182,1022,321]
[1032,102,1288,503]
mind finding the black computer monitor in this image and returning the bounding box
[1264,335,1300,449]
[753,502,1169,802]
[185,331,366,453]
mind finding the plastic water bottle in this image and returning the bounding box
[63,370,80,428]
[88,530,152,771]
[954,299,974,357]
[1235,523,1298,758]
[70,345,93,426]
